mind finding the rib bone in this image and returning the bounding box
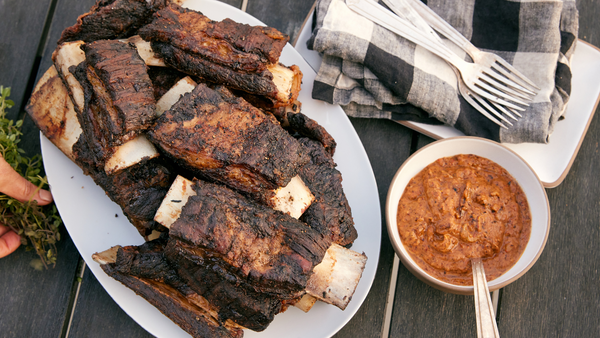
[305,243,368,310]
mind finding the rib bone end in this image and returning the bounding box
[154,175,197,229]
[305,244,368,310]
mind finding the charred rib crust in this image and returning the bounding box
[150,41,279,99]
[165,239,284,331]
[71,62,116,166]
[149,83,309,198]
[113,237,282,331]
[101,263,243,338]
[94,157,174,237]
[82,40,156,135]
[58,0,170,44]
[148,66,187,100]
[168,179,330,297]
[139,4,288,68]
[287,112,337,156]
[298,138,357,247]
[71,131,174,238]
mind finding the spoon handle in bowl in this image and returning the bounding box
[472,258,501,338]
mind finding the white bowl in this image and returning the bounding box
[386,137,550,294]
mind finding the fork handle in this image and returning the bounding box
[472,259,501,338]
[382,0,440,42]
[405,0,475,53]
[346,0,463,65]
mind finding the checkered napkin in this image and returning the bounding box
[307,0,579,143]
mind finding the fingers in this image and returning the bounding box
[0,155,53,206]
[0,224,21,258]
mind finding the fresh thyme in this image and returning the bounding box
[0,86,63,269]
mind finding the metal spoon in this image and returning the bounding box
[472,258,501,338]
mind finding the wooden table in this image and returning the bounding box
[1,0,598,337]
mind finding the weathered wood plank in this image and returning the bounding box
[245,0,315,46]
[0,0,53,120]
[390,270,477,337]
[495,1,600,336]
[332,118,414,338]
[68,267,154,338]
[0,227,81,338]
[219,0,243,8]
[0,0,82,337]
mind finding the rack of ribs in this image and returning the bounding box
[27,1,369,335]
[139,4,302,108]
[297,137,358,247]
[57,0,184,44]
[148,83,314,217]
[26,65,173,238]
[92,241,244,338]
[159,178,330,297]
[72,39,157,166]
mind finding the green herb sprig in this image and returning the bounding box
[0,86,62,269]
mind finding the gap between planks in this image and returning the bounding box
[381,255,501,337]
[381,254,400,338]
[61,258,87,338]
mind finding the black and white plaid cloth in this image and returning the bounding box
[307,0,578,143]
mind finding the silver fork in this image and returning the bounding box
[381,0,518,128]
[404,0,539,94]
[346,0,534,109]
[452,66,515,129]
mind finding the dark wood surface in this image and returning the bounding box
[0,0,598,337]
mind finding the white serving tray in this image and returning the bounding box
[295,12,600,188]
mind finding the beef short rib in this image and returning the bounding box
[167,179,330,298]
[298,138,357,247]
[149,83,309,204]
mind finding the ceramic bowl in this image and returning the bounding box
[386,137,550,294]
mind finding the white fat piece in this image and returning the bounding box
[305,244,368,310]
[53,40,86,112]
[272,175,314,219]
[155,76,197,116]
[104,135,160,174]
[154,175,197,229]
[121,35,166,67]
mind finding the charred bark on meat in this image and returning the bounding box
[139,4,301,107]
[166,179,330,298]
[69,40,157,166]
[58,0,173,44]
[109,235,286,332]
[148,83,309,205]
[164,238,286,331]
[298,138,357,247]
[82,40,156,139]
[148,66,187,100]
[138,4,288,71]
[150,42,280,98]
[101,263,244,338]
[72,133,174,238]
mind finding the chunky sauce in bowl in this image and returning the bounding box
[396,154,531,285]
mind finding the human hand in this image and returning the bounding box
[0,155,53,258]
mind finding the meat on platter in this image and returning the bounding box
[26,1,368,337]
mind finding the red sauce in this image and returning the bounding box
[396,154,531,285]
